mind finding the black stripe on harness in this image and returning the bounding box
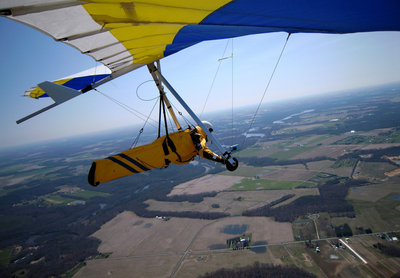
[107,157,139,174]
[117,153,150,171]
[165,137,182,162]
[162,138,170,155]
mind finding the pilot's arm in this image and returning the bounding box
[190,128,224,164]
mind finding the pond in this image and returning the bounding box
[250,241,267,254]
[221,224,248,235]
[389,195,400,201]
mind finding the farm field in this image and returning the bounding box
[146,186,319,216]
[3,84,400,278]
[82,119,400,277]
[76,210,400,278]
[92,211,210,257]
[167,174,243,196]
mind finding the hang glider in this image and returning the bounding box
[2,0,399,181]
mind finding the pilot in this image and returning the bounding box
[88,121,225,186]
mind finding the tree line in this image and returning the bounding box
[198,262,317,278]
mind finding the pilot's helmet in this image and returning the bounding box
[201,121,213,133]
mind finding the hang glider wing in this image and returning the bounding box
[24,65,111,99]
[2,0,400,122]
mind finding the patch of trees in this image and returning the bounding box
[373,242,400,257]
[270,194,295,207]
[355,226,372,234]
[198,262,317,278]
[340,146,400,163]
[334,223,353,237]
[243,183,354,222]
[126,200,229,220]
[153,191,218,203]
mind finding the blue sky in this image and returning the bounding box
[1,16,399,148]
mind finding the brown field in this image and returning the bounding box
[175,249,278,278]
[74,255,182,278]
[385,168,400,177]
[293,144,361,160]
[262,167,316,181]
[146,188,319,216]
[0,174,36,187]
[91,211,210,257]
[74,210,400,278]
[190,216,293,251]
[348,183,400,202]
[76,212,296,278]
[360,143,400,150]
[307,160,354,177]
[167,174,243,196]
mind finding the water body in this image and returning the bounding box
[221,224,248,235]
[273,109,315,124]
[389,195,400,201]
[250,241,267,254]
[243,133,265,138]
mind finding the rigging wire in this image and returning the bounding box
[231,39,234,146]
[241,33,291,147]
[200,39,231,117]
[166,105,176,133]
[130,97,159,148]
[94,88,158,127]
[170,101,195,128]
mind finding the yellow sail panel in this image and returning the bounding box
[110,24,184,42]
[26,78,73,99]
[83,1,229,24]
[83,0,232,65]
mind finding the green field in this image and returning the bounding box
[0,185,30,196]
[0,249,12,265]
[275,135,312,148]
[332,129,400,145]
[358,161,397,180]
[236,147,264,157]
[231,178,314,191]
[44,195,77,205]
[269,145,316,161]
[219,166,276,178]
[332,195,400,233]
[68,190,111,199]
[304,135,332,146]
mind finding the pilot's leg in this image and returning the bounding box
[88,138,167,186]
